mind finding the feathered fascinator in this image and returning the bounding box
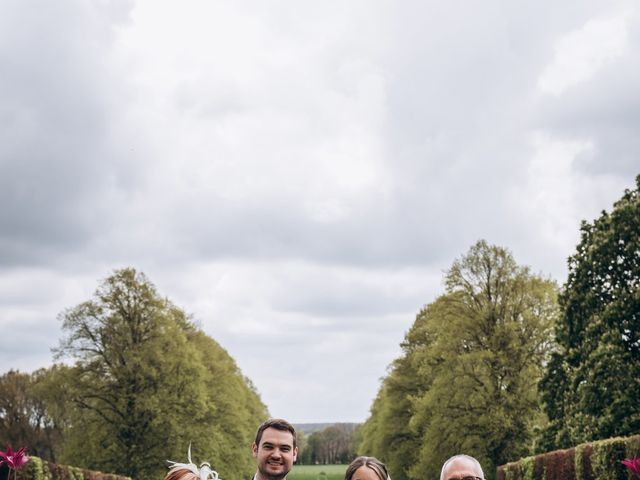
[168,445,220,480]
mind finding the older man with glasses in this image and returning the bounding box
[440,454,484,480]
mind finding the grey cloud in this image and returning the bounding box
[274,288,423,319]
[1,0,639,423]
[2,0,634,273]
[535,71,640,178]
[0,0,138,266]
[218,329,405,422]
[0,316,60,371]
[168,199,452,267]
[265,265,439,319]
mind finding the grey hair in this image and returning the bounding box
[440,455,484,480]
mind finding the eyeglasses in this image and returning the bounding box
[447,477,483,480]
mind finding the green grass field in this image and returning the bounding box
[288,464,347,480]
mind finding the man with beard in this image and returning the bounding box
[252,419,298,480]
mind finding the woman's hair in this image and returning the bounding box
[164,467,200,480]
[165,445,219,480]
[345,456,390,480]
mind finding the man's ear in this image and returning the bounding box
[293,447,298,462]
[252,442,258,458]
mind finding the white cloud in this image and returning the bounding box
[538,10,631,95]
[523,132,594,247]
[503,131,632,278]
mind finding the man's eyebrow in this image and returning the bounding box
[261,441,293,448]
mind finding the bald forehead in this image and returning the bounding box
[442,457,483,479]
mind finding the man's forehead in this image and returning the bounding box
[444,458,481,476]
[260,428,294,445]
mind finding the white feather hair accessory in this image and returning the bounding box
[167,444,220,480]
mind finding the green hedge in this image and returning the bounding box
[0,456,130,480]
[497,435,640,480]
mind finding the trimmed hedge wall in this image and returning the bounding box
[498,435,640,480]
[0,456,130,480]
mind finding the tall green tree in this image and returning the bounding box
[540,176,640,447]
[186,331,268,476]
[55,268,266,480]
[357,308,434,480]
[359,241,557,480]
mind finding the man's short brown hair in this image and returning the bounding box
[254,418,297,449]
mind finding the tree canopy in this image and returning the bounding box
[53,268,267,480]
[540,175,640,448]
[358,241,558,480]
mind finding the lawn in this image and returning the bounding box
[289,464,347,480]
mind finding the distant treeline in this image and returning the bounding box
[297,424,359,465]
[0,269,268,480]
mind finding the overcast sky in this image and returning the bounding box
[1,0,638,423]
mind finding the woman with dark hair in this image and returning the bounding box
[345,457,390,480]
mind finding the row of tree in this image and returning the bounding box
[297,424,358,464]
[2,177,638,479]
[357,176,640,480]
[0,369,63,462]
[0,269,268,480]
